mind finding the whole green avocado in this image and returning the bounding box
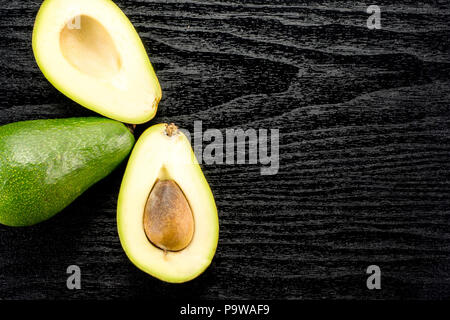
[0,117,135,226]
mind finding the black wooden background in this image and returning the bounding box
[0,0,449,300]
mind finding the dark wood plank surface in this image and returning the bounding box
[0,0,450,300]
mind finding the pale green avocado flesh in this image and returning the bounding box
[0,117,135,227]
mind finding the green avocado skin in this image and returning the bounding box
[0,117,135,227]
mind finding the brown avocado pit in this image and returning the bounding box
[143,179,194,252]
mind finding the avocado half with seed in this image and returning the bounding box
[32,0,162,124]
[117,124,219,283]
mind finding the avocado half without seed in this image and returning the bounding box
[117,124,219,283]
[32,0,162,124]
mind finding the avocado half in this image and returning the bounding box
[117,124,219,283]
[32,0,162,124]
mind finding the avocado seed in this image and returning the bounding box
[143,180,194,251]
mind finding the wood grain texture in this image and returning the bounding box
[0,0,450,300]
